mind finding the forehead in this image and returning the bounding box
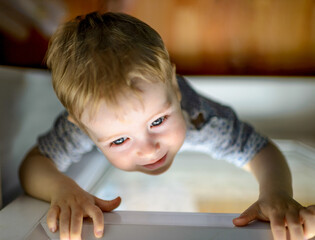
[81,79,172,130]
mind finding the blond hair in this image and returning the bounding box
[46,12,173,128]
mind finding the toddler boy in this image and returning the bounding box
[19,12,315,240]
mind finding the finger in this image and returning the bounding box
[95,196,121,212]
[300,207,315,239]
[59,206,71,240]
[70,206,83,240]
[286,211,304,240]
[85,205,104,238]
[47,205,60,233]
[270,214,286,240]
[233,203,260,226]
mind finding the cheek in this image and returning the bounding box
[165,114,187,148]
[100,148,136,171]
[175,119,187,145]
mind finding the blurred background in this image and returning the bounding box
[0,0,314,75]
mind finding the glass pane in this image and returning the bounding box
[92,140,315,213]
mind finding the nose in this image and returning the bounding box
[137,137,160,158]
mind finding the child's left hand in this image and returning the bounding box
[233,191,315,240]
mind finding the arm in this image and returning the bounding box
[233,141,315,240]
[244,141,293,199]
[20,146,71,202]
[19,146,121,240]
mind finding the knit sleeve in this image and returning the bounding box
[37,111,95,171]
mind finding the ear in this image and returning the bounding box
[67,114,90,136]
[67,114,79,126]
[171,64,182,101]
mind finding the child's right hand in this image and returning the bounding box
[46,183,121,240]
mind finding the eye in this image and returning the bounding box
[150,116,167,128]
[111,137,128,146]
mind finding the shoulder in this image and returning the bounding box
[176,74,203,119]
[176,75,235,129]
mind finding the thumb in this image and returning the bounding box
[233,203,259,227]
[94,196,121,212]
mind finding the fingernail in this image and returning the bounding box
[96,230,103,238]
[50,227,56,232]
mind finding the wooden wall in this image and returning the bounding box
[1,0,314,75]
[124,0,315,75]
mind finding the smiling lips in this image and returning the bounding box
[142,154,167,170]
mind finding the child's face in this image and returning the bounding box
[80,78,187,175]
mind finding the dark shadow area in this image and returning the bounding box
[0,67,64,207]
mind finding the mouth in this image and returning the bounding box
[142,154,167,170]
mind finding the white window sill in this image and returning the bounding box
[27,210,273,240]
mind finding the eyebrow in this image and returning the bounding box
[97,100,171,143]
